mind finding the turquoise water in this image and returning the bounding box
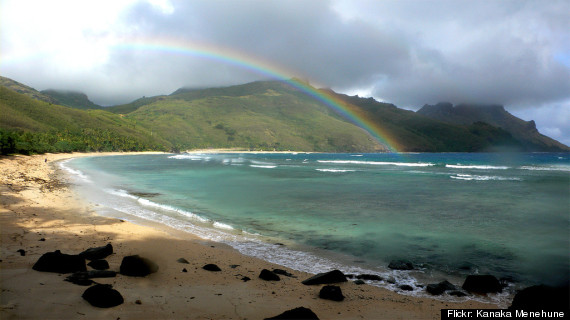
[63,152,569,301]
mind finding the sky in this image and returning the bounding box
[1,0,569,145]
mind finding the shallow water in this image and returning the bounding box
[63,152,570,305]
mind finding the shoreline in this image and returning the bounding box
[1,152,499,319]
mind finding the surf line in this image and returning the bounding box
[114,39,400,152]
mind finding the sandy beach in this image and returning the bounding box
[0,152,498,319]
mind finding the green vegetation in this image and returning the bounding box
[41,89,102,110]
[417,103,569,152]
[0,86,166,155]
[1,76,566,155]
[122,81,384,152]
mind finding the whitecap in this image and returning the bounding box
[316,168,356,173]
[318,160,434,167]
[446,164,510,170]
[519,165,570,172]
[169,154,210,161]
[450,174,521,181]
[250,165,277,169]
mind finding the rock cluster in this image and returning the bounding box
[32,243,158,309]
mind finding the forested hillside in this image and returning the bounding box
[0,86,166,154]
[1,76,567,155]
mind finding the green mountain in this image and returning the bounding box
[1,76,567,154]
[0,76,56,104]
[109,80,386,152]
[0,85,166,154]
[41,89,102,110]
[318,91,533,152]
[417,103,569,151]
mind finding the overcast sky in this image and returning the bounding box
[1,0,569,145]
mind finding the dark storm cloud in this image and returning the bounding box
[108,0,569,110]
[107,0,410,94]
[1,0,568,142]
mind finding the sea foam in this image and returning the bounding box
[446,164,510,170]
[316,168,356,173]
[519,165,570,172]
[169,154,211,161]
[59,159,92,183]
[450,174,522,181]
[317,160,434,167]
[107,189,209,223]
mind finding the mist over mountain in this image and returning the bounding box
[1,76,568,154]
[40,89,102,110]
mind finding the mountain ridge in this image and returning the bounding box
[417,102,568,151]
[1,76,568,154]
[40,89,103,110]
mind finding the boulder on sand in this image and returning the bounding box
[82,284,124,308]
[302,270,347,285]
[259,269,281,281]
[87,259,109,270]
[202,264,221,272]
[462,275,502,294]
[319,285,345,301]
[32,250,86,273]
[264,307,320,320]
[119,255,158,277]
[79,243,113,261]
[65,270,117,286]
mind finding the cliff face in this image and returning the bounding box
[417,103,569,152]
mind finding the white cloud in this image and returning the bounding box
[0,0,568,144]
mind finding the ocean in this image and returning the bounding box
[62,152,569,306]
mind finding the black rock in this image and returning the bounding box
[17,249,26,256]
[79,243,113,261]
[67,270,117,280]
[302,270,347,285]
[177,258,189,264]
[273,269,295,278]
[259,269,281,281]
[462,275,502,294]
[449,290,468,297]
[399,285,414,291]
[356,274,382,281]
[354,280,365,285]
[264,307,320,320]
[509,285,570,311]
[82,284,124,308]
[32,250,86,273]
[319,285,345,301]
[202,264,221,272]
[66,270,116,285]
[388,259,414,270]
[182,268,187,272]
[67,278,94,286]
[119,255,158,277]
[241,276,251,282]
[427,280,457,295]
[87,259,109,270]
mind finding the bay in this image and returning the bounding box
[63,152,569,304]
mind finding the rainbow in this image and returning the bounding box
[116,39,400,152]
